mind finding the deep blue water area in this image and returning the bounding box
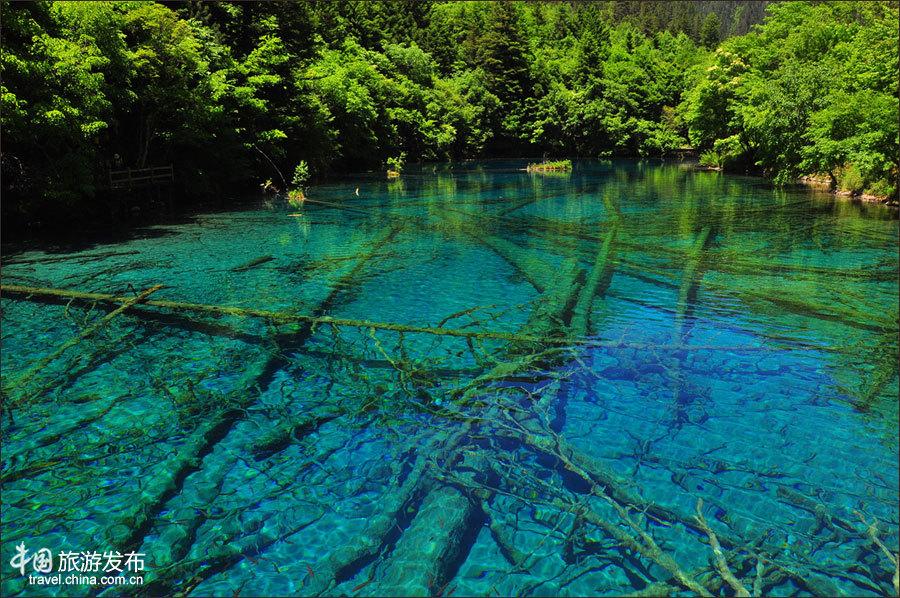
[1,160,897,596]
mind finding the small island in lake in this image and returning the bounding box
[526,159,573,173]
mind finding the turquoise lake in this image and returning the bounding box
[1,160,898,596]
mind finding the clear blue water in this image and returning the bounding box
[1,160,898,596]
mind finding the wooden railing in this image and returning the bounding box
[109,165,174,189]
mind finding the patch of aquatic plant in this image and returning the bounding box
[526,159,572,173]
[387,153,406,178]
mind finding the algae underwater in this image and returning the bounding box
[1,160,898,596]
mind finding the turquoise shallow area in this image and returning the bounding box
[1,160,898,596]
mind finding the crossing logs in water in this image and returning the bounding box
[99,225,405,569]
[3,284,163,411]
[3,215,894,595]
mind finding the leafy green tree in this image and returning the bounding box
[292,160,310,188]
[475,2,533,147]
[426,70,499,158]
[2,0,897,231]
[1,0,111,208]
[700,13,720,49]
[680,0,898,196]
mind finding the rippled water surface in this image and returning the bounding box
[2,161,898,596]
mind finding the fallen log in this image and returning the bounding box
[674,226,713,340]
[301,437,438,595]
[2,336,151,436]
[454,259,584,403]
[854,330,900,412]
[0,398,125,484]
[4,285,163,410]
[363,219,593,593]
[452,207,896,334]
[1,285,268,345]
[855,511,900,596]
[707,255,898,282]
[504,426,842,596]
[563,497,713,596]
[455,212,621,403]
[1,285,817,355]
[695,498,750,597]
[537,227,896,334]
[372,484,481,596]
[439,458,713,596]
[494,192,573,218]
[477,234,556,292]
[437,202,895,284]
[0,284,547,344]
[136,508,326,597]
[230,255,274,272]
[516,258,585,346]
[487,506,529,568]
[105,369,273,551]
[569,221,620,336]
[497,196,541,217]
[1,249,141,266]
[104,224,404,561]
[250,411,341,460]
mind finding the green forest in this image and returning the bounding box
[1,1,897,232]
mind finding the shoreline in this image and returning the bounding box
[2,159,897,253]
[685,163,897,207]
[797,175,898,207]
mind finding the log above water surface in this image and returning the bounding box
[0,284,517,339]
[0,284,580,347]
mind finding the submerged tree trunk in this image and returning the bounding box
[100,225,404,568]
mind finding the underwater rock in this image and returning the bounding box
[756,357,784,375]
[599,366,636,380]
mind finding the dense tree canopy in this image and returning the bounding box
[680,1,899,197]
[1,1,897,230]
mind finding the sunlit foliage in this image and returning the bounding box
[1,1,897,229]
